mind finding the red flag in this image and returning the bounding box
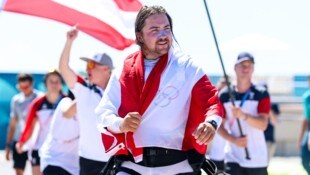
[2,0,142,50]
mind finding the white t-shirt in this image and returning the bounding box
[219,85,270,168]
[39,97,79,175]
[71,77,110,162]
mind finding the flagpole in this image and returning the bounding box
[202,0,251,160]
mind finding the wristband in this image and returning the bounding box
[207,120,218,130]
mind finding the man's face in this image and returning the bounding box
[137,13,172,59]
[86,61,110,85]
[17,81,33,95]
[234,60,254,79]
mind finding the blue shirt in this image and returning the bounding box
[303,89,310,120]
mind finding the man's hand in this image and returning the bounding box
[5,147,10,161]
[230,106,246,119]
[66,25,78,42]
[193,122,216,145]
[232,136,247,148]
[119,112,142,133]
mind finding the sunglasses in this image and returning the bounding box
[87,61,96,70]
[17,84,31,91]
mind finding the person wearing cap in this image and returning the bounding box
[5,73,43,175]
[59,28,113,175]
[218,52,270,175]
[95,5,223,175]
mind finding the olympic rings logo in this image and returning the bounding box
[154,86,179,107]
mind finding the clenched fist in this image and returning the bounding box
[193,122,216,145]
[66,25,79,42]
[120,112,142,133]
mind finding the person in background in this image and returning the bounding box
[39,91,79,175]
[16,70,65,175]
[59,27,113,175]
[299,76,310,174]
[263,90,280,163]
[218,52,270,175]
[5,73,42,175]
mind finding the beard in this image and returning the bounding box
[143,38,171,58]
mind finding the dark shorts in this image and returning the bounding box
[225,162,268,175]
[12,141,28,170]
[43,165,71,175]
[79,156,106,175]
[30,150,40,166]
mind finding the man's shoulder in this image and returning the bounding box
[12,93,22,101]
[124,51,140,62]
[251,84,269,99]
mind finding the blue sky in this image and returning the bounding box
[0,0,309,76]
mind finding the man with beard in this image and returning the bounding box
[95,5,223,175]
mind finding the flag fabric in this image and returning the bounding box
[95,47,224,162]
[2,0,142,50]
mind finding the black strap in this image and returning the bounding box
[201,159,217,175]
[99,156,116,175]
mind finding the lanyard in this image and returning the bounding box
[239,88,251,108]
[229,87,251,127]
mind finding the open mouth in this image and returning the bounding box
[157,39,168,45]
[157,41,168,46]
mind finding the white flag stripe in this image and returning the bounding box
[53,0,137,39]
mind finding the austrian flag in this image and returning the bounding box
[1,0,142,50]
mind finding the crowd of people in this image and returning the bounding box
[3,5,308,175]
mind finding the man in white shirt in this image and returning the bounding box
[218,52,270,175]
[59,29,113,175]
[5,73,42,175]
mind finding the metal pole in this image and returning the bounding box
[203,0,250,160]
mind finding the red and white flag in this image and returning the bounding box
[2,0,142,50]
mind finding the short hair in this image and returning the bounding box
[17,73,33,83]
[135,5,173,47]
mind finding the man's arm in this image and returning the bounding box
[5,117,17,160]
[230,95,270,131]
[240,112,269,131]
[59,28,79,89]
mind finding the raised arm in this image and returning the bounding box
[59,28,79,89]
